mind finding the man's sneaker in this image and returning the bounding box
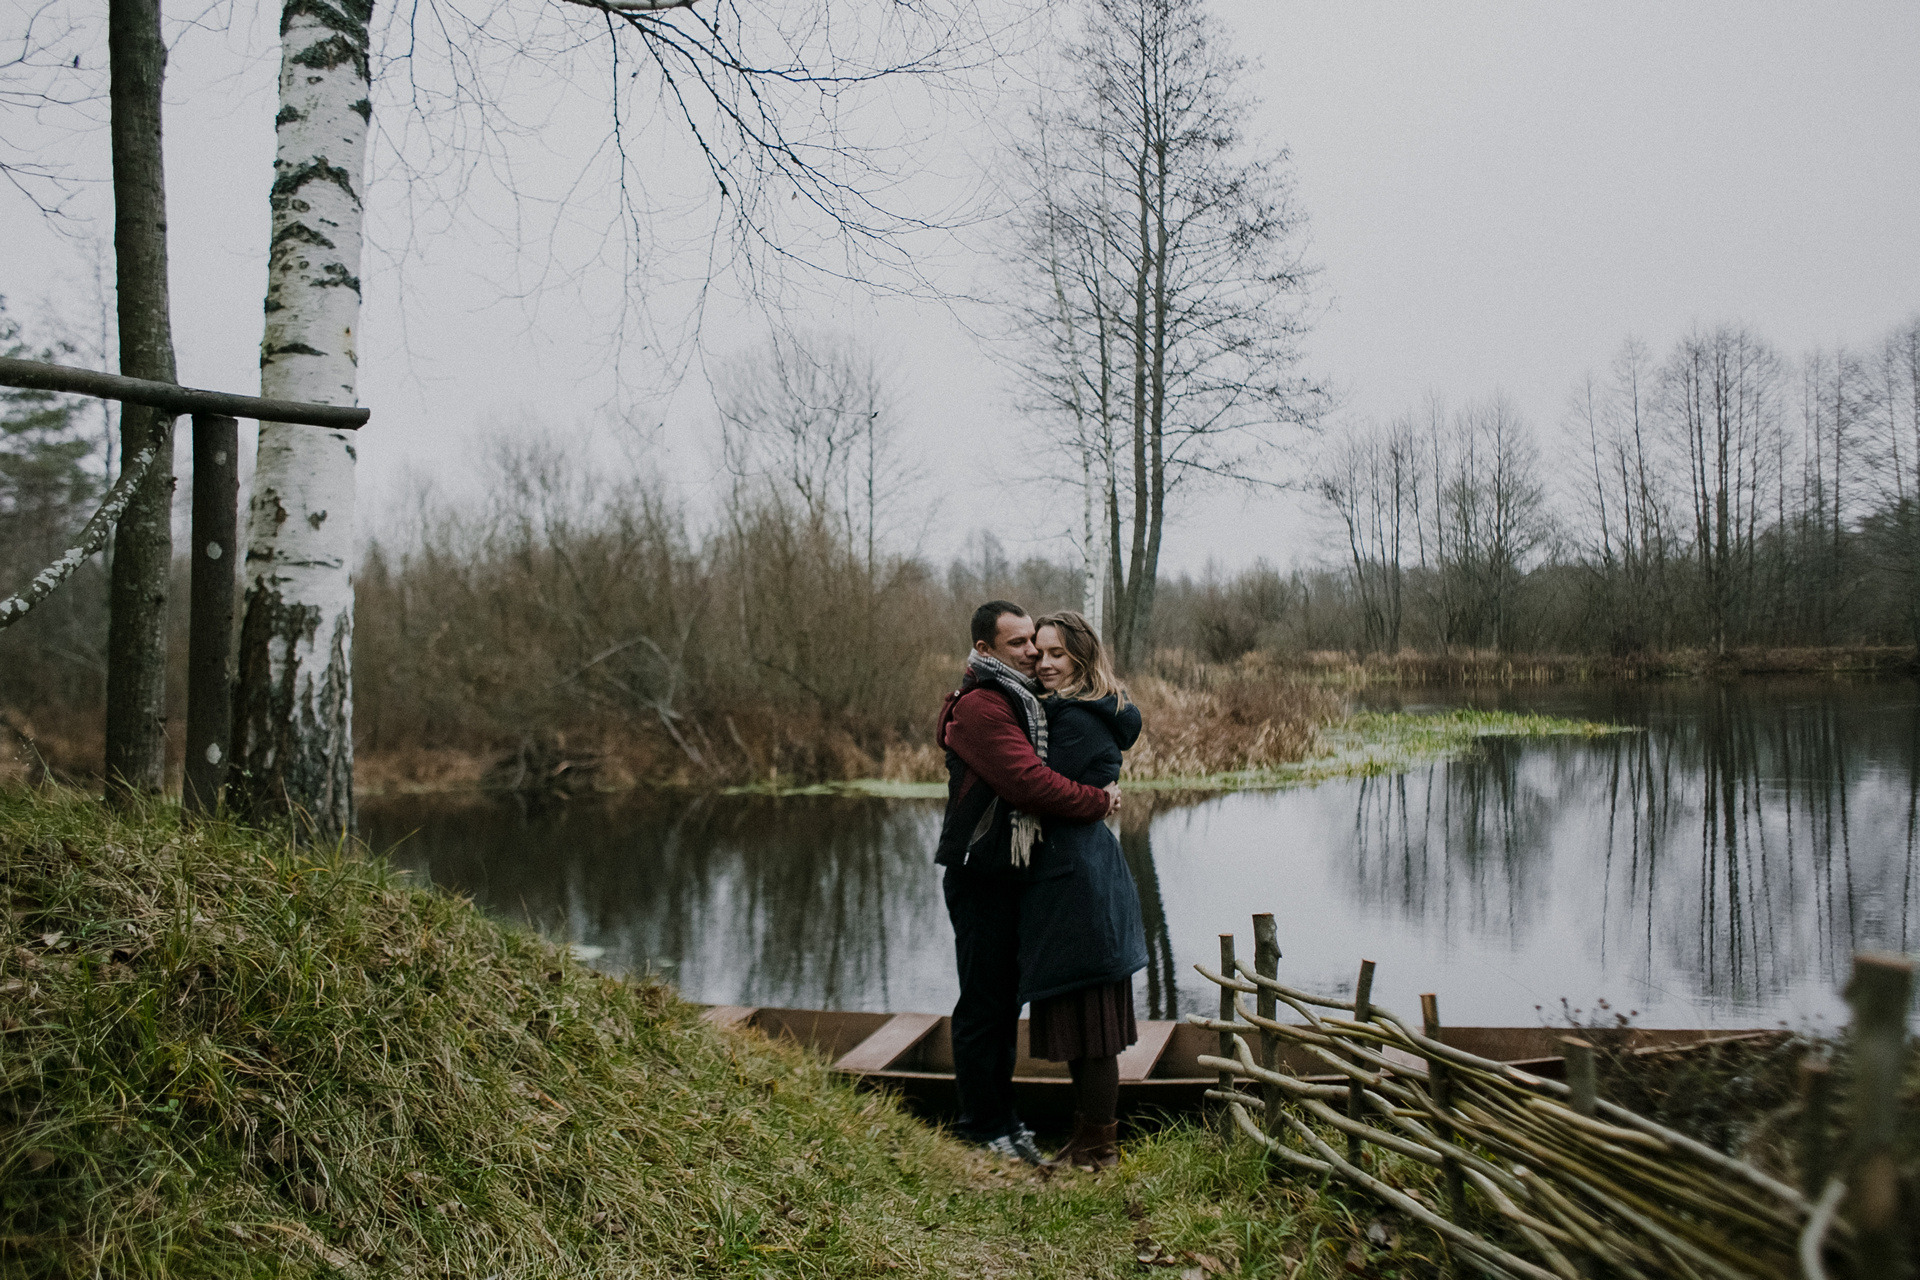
[977,1129,1045,1166]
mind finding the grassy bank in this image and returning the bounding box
[0,787,1449,1279]
[8,645,1903,797]
[343,644,1896,796]
[771,708,1630,799]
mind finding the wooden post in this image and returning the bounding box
[1561,1037,1598,1118]
[1218,933,1237,1140]
[1253,913,1282,1138]
[1844,952,1913,1280]
[182,414,238,814]
[1798,1055,1834,1199]
[1348,958,1376,1164]
[1422,993,1467,1219]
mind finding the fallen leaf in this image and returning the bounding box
[1186,1253,1229,1275]
[25,1149,55,1172]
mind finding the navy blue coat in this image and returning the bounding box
[1017,695,1149,1004]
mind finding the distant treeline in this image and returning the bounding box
[4,307,1918,786]
[1300,317,1920,658]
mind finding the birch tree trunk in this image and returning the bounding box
[1081,436,1105,634]
[228,0,371,835]
[103,0,178,800]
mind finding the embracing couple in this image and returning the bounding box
[935,600,1149,1171]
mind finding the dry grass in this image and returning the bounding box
[354,654,1346,794]
[1125,659,1345,780]
[0,707,104,790]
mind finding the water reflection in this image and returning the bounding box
[363,792,953,1013]
[1340,680,1919,1021]
[1121,818,1179,1020]
[361,680,1920,1028]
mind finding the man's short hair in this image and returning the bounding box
[971,600,1027,648]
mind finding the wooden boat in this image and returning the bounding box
[701,1005,1780,1123]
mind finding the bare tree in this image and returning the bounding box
[1863,315,1920,645]
[1426,395,1547,653]
[1004,103,1124,631]
[1564,337,1677,651]
[1661,325,1784,654]
[715,332,906,572]
[101,0,176,800]
[1003,0,1323,669]
[1315,416,1413,654]
[0,0,103,216]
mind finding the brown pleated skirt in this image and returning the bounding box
[1027,976,1138,1062]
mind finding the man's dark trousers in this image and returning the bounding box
[943,864,1023,1142]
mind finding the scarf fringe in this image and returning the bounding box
[966,651,1049,869]
[1010,814,1040,868]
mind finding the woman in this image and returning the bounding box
[1020,610,1148,1171]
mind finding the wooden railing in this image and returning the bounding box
[0,357,367,809]
[1191,915,1912,1280]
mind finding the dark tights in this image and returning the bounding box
[1067,1055,1120,1126]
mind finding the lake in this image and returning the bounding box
[361,678,1920,1032]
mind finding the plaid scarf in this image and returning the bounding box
[964,649,1048,868]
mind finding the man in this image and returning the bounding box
[935,600,1119,1161]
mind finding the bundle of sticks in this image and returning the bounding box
[1189,949,1819,1280]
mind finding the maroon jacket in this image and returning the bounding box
[933,679,1111,869]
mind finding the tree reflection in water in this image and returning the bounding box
[360,682,1918,1024]
[1121,812,1179,1020]
[363,792,951,1013]
[364,789,1189,1021]
[1345,680,1919,1013]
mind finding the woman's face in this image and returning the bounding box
[1033,625,1076,691]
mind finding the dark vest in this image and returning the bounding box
[933,681,1026,871]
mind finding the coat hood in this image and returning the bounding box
[1048,692,1142,751]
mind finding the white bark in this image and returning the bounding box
[0,429,163,630]
[1081,432,1107,636]
[232,0,370,832]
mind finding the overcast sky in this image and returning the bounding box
[6,0,1917,575]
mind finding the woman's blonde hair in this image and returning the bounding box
[1032,610,1129,706]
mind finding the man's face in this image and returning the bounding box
[976,611,1038,675]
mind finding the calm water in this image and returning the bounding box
[361,679,1920,1032]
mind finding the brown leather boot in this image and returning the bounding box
[1048,1114,1121,1172]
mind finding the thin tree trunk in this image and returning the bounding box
[1119,146,1151,670]
[229,0,372,836]
[103,0,177,800]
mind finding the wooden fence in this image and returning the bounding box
[1189,915,1913,1280]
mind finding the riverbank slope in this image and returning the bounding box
[0,787,1419,1279]
[5,646,1906,796]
